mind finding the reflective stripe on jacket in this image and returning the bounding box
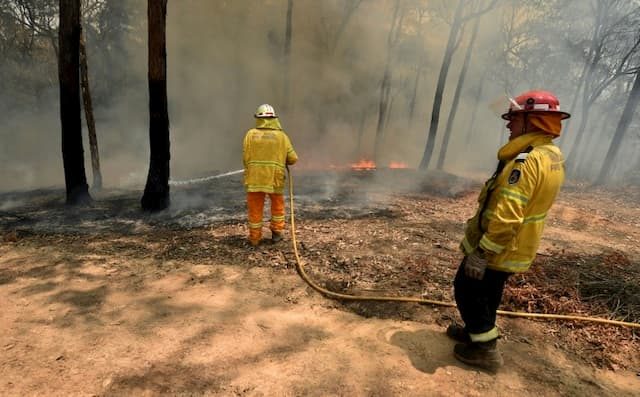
[461,133,564,273]
[243,119,297,194]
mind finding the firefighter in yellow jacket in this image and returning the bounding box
[243,104,298,247]
[448,90,569,371]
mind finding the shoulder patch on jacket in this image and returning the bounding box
[508,169,521,184]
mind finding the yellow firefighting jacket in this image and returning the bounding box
[243,118,298,194]
[461,132,564,273]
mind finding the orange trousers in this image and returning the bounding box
[247,192,285,243]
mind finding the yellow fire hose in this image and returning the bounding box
[286,168,640,330]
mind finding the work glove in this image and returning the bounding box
[465,250,488,280]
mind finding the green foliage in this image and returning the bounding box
[0,0,142,112]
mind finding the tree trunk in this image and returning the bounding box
[557,60,588,148]
[373,65,392,162]
[383,89,398,134]
[354,110,367,156]
[331,0,364,54]
[141,0,170,212]
[418,0,464,170]
[564,2,607,166]
[373,0,400,163]
[559,2,604,149]
[575,103,615,180]
[314,0,363,137]
[407,11,426,131]
[464,68,487,146]
[282,0,293,111]
[407,64,422,130]
[436,14,481,170]
[565,99,593,176]
[597,69,640,184]
[79,27,102,191]
[59,0,91,205]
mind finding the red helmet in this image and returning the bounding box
[501,90,571,120]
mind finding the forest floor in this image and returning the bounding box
[0,169,639,396]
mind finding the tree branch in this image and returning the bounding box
[461,0,498,22]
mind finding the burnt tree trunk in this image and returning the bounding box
[436,13,481,170]
[418,0,464,169]
[79,27,102,190]
[58,0,91,205]
[141,0,170,212]
[597,69,640,184]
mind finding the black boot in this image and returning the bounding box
[271,231,283,243]
[446,324,471,343]
[454,339,503,372]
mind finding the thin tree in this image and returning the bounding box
[463,67,487,147]
[574,80,625,179]
[329,0,364,55]
[557,55,589,149]
[354,110,367,156]
[417,0,464,170]
[314,0,364,137]
[407,7,427,130]
[565,1,610,173]
[557,3,603,149]
[373,0,401,163]
[79,25,102,190]
[281,0,293,111]
[436,12,482,170]
[560,1,637,149]
[565,2,640,175]
[418,0,497,169]
[59,0,91,205]
[141,0,170,211]
[596,67,640,184]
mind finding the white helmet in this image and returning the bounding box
[254,103,278,118]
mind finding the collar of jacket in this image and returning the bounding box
[255,118,282,130]
[497,132,554,161]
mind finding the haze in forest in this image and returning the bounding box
[1,0,639,192]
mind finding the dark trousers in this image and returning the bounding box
[453,257,511,335]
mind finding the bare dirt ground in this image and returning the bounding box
[1,170,639,396]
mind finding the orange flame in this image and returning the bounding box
[351,159,376,170]
[388,161,408,169]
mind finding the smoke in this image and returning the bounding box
[2,0,636,194]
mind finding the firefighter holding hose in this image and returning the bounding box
[243,104,298,247]
[449,90,570,371]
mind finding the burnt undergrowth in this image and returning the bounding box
[1,172,639,369]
